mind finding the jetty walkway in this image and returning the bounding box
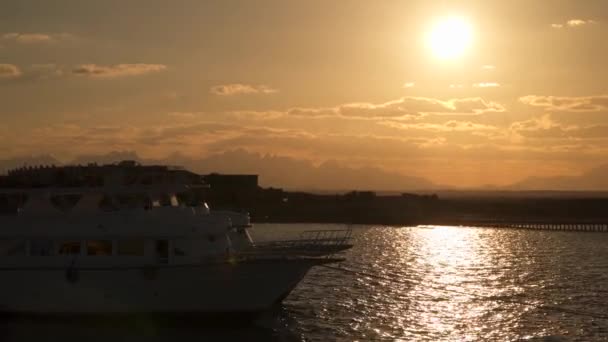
[444,219,608,232]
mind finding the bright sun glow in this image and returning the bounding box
[426,17,472,60]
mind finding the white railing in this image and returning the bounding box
[251,229,353,257]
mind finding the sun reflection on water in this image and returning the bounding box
[269,224,608,340]
[406,226,533,340]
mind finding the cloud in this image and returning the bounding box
[1,32,74,44]
[167,112,196,119]
[481,65,496,70]
[415,97,506,114]
[11,122,247,159]
[473,82,500,88]
[0,64,66,82]
[510,114,608,141]
[381,120,498,133]
[169,110,285,121]
[403,82,415,88]
[288,97,505,118]
[510,114,566,139]
[225,110,285,120]
[519,95,608,112]
[567,19,594,27]
[29,64,64,79]
[210,83,278,96]
[551,19,596,29]
[72,64,167,79]
[287,107,338,117]
[0,64,21,78]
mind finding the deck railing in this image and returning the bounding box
[250,228,353,257]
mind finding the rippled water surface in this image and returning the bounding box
[257,224,608,341]
[3,224,608,341]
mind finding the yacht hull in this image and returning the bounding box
[0,259,328,315]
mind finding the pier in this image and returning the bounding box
[452,220,608,232]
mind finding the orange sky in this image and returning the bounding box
[1,0,608,188]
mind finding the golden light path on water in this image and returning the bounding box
[262,224,608,341]
[407,226,530,340]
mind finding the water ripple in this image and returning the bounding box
[253,224,608,341]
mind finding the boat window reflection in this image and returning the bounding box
[86,240,112,256]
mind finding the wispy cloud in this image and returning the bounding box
[520,95,608,112]
[210,83,278,96]
[481,65,496,70]
[0,64,21,78]
[567,19,595,27]
[1,32,75,44]
[0,64,67,82]
[29,64,64,79]
[403,82,415,88]
[473,82,500,88]
[381,120,498,133]
[167,112,196,119]
[551,19,596,29]
[72,64,167,79]
[288,96,505,118]
[510,114,608,140]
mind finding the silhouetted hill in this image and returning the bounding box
[508,164,608,191]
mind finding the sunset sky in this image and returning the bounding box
[2,0,608,188]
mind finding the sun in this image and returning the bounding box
[426,17,472,60]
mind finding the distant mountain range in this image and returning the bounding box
[1,150,607,191]
[506,164,608,191]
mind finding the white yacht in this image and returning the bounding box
[0,162,352,316]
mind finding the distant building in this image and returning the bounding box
[0,161,202,188]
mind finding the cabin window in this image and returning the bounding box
[86,240,112,256]
[155,240,169,264]
[29,239,53,256]
[57,240,81,255]
[117,240,145,256]
[173,239,190,256]
[0,239,26,256]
